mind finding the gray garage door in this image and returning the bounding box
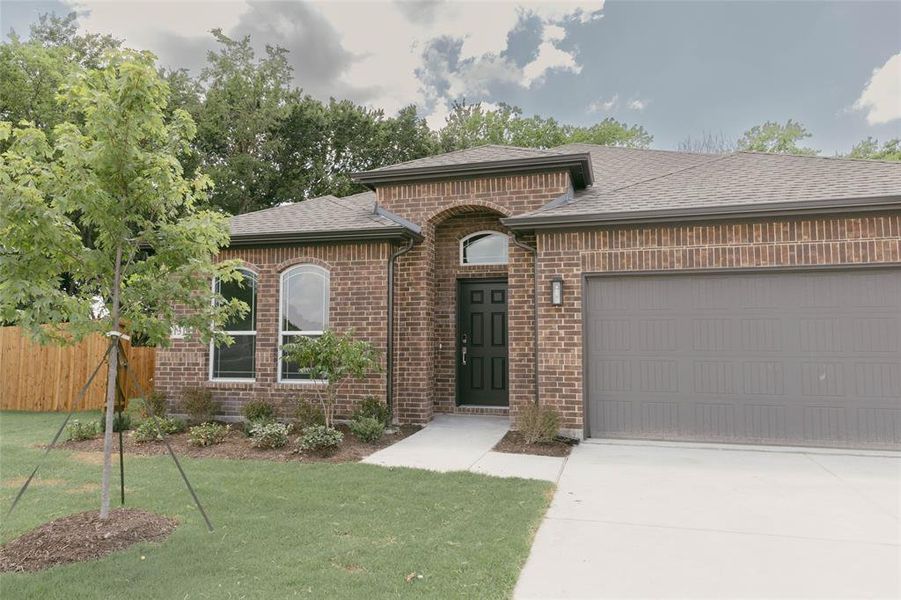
[585,268,901,449]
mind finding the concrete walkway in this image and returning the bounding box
[515,441,901,599]
[362,414,566,482]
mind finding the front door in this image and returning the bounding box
[457,279,509,406]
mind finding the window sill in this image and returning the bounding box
[275,380,327,389]
[205,380,257,390]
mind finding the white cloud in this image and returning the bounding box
[588,94,618,112]
[64,0,604,126]
[628,98,648,111]
[853,52,901,125]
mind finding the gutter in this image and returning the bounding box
[502,194,901,231]
[228,227,422,247]
[386,237,415,424]
[510,234,540,407]
[352,153,594,189]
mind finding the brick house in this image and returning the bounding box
[155,144,901,449]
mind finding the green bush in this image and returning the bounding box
[99,411,132,433]
[296,425,343,454]
[242,399,275,423]
[66,419,101,441]
[146,391,168,417]
[349,416,385,443]
[133,416,187,443]
[351,396,390,426]
[181,387,219,424]
[249,421,290,449]
[294,398,325,428]
[188,422,230,447]
[125,397,146,422]
[518,404,560,444]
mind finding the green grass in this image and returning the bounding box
[0,411,552,599]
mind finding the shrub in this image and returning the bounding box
[519,404,560,444]
[242,399,275,423]
[146,391,168,417]
[351,396,390,426]
[181,387,219,424]
[99,411,132,433]
[349,416,385,443]
[249,421,290,449]
[67,419,101,441]
[296,425,343,454]
[294,398,325,428]
[133,416,187,443]
[125,398,146,422]
[188,422,230,447]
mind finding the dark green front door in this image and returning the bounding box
[457,279,509,406]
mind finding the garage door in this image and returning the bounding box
[584,268,901,449]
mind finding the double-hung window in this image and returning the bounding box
[210,268,257,381]
[279,264,329,382]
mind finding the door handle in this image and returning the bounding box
[462,345,467,366]
[461,333,468,366]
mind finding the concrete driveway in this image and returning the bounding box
[516,441,901,599]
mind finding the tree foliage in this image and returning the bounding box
[282,330,380,428]
[846,137,901,161]
[438,101,652,151]
[737,119,818,156]
[0,49,244,347]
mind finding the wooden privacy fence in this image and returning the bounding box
[0,326,156,412]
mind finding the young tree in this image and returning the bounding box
[0,49,245,519]
[846,137,901,161]
[282,330,380,428]
[737,119,818,156]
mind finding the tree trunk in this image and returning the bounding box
[100,245,123,520]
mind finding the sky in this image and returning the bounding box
[2,0,900,155]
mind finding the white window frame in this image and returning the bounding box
[209,267,258,383]
[278,264,330,384]
[459,230,510,266]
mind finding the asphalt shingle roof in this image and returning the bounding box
[518,147,901,221]
[229,191,412,239]
[365,144,564,173]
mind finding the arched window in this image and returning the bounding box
[210,268,257,381]
[279,264,329,382]
[460,231,509,265]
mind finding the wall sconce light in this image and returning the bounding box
[551,277,564,306]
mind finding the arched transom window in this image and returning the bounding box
[279,264,330,381]
[460,231,509,265]
[210,268,257,381]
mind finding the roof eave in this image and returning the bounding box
[503,195,901,231]
[228,226,422,247]
[352,153,594,189]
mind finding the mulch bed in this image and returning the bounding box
[60,423,420,464]
[0,508,176,573]
[493,430,576,457]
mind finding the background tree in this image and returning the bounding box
[0,12,121,136]
[0,49,245,519]
[737,119,818,155]
[192,30,299,214]
[437,101,652,151]
[846,137,901,161]
[272,99,437,201]
[677,131,736,154]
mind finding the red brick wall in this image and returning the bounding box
[378,173,571,423]
[537,214,901,435]
[153,242,390,419]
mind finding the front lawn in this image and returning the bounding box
[0,411,552,599]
